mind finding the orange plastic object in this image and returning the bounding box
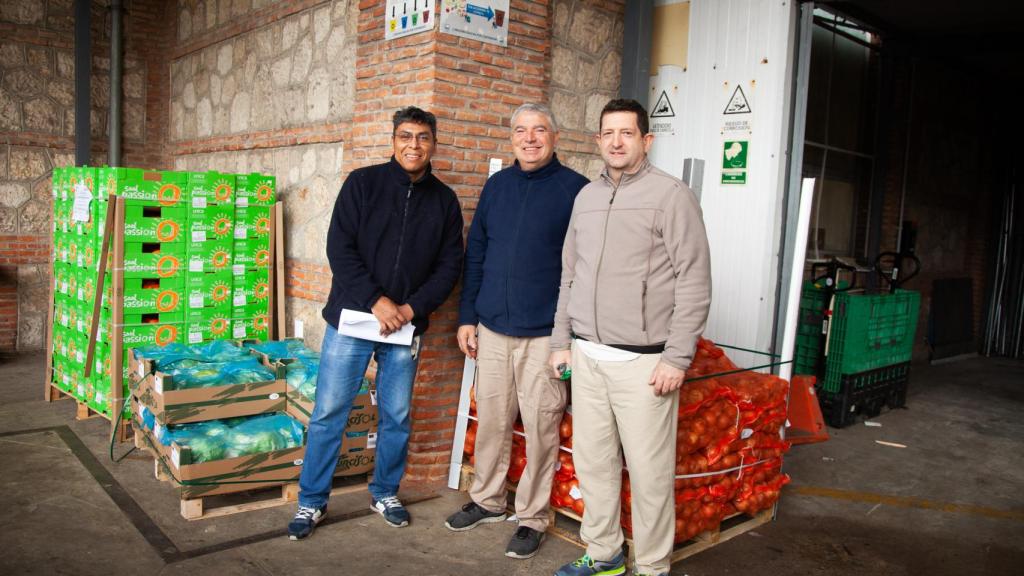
[786,375,829,445]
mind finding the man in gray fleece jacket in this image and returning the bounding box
[549,99,711,576]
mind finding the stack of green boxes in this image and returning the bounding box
[186,171,236,344]
[51,166,111,415]
[231,174,276,342]
[48,166,278,421]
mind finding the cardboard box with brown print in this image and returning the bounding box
[129,353,288,426]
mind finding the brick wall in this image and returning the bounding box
[0,265,18,351]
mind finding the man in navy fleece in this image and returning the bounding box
[444,103,588,559]
[288,106,464,540]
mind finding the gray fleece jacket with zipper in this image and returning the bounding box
[550,159,711,371]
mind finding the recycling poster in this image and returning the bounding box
[385,0,436,41]
[440,0,509,47]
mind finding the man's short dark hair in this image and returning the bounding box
[393,106,437,138]
[599,99,650,136]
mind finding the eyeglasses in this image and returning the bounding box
[395,131,434,145]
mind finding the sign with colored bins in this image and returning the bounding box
[385,0,436,40]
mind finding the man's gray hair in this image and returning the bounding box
[511,103,559,133]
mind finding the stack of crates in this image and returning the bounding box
[48,166,278,421]
[231,174,276,342]
[185,171,236,344]
[51,166,112,415]
[114,168,190,360]
[793,284,921,427]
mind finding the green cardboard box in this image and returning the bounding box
[187,171,235,207]
[186,239,234,274]
[123,242,186,279]
[122,276,185,314]
[93,342,112,381]
[188,204,234,243]
[122,202,189,243]
[235,173,276,206]
[97,166,130,199]
[185,312,233,344]
[115,169,188,206]
[185,272,233,310]
[233,205,272,240]
[121,312,185,350]
[232,237,271,269]
[231,271,270,310]
[231,315,269,341]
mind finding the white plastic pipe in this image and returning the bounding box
[447,358,476,489]
[779,178,817,383]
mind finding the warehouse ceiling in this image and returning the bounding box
[817,0,1024,78]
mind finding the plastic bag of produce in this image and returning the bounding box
[167,357,275,389]
[192,340,251,362]
[284,358,320,398]
[223,413,305,458]
[244,339,318,362]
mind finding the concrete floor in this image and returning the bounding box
[0,352,1021,575]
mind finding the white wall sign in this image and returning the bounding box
[440,0,509,47]
[722,83,753,136]
[385,0,436,41]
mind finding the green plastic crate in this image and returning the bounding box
[821,290,920,393]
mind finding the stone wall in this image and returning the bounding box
[167,0,358,353]
[548,0,625,179]
[2,1,156,351]
[169,1,356,142]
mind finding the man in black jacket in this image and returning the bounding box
[288,106,464,540]
[444,103,588,559]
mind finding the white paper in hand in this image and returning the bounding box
[339,308,414,346]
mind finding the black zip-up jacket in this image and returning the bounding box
[321,157,464,336]
[459,155,588,336]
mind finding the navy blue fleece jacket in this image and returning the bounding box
[322,157,464,336]
[459,155,588,336]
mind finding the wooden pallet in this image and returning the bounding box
[459,463,774,567]
[47,382,123,425]
[136,428,370,521]
[548,503,774,567]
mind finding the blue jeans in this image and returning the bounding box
[298,324,420,508]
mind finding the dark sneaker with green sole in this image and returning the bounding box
[553,551,626,576]
[444,501,507,531]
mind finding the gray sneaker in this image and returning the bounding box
[506,526,545,559]
[444,501,507,531]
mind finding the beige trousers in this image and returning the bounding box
[469,324,567,531]
[571,343,679,575]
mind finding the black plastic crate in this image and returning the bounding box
[817,362,910,428]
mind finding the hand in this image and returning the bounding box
[371,296,407,336]
[649,361,686,396]
[549,350,571,379]
[457,325,478,359]
[398,303,414,323]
